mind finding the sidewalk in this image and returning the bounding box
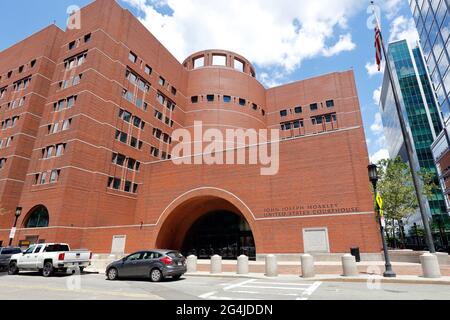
[194,260,450,277]
[185,271,450,285]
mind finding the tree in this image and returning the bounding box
[375,157,439,248]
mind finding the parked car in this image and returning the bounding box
[0,247,22,272]
[106,250,186,282]
[8,243,92,277]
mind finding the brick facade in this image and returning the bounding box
[0,0,381,255]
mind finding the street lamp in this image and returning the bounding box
[368,164,396,278]
[8,207,22,246]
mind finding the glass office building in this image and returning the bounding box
[380,40,448,227]
[409,0,450,212]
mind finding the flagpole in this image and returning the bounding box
[371,1,436,254]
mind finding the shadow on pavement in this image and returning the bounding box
[105,276,188,283]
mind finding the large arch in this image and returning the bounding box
[155,187,262,257]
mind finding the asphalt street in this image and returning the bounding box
[0,271,449,300]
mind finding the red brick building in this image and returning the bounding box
[0,0,381,260]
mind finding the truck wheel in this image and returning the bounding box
[107,268,118,280]
[8,261,19,275]
[42,261,54,277]
[150,268,163,282]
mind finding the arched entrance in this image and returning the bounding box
[155,188,260,260]
[182,210,256,260]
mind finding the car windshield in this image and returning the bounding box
[44,244,70,252]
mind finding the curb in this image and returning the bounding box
[185,272,450,285]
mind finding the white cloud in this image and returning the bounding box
[373,86,382,106]
[370,112,384,135]
[122,0,364,72]
[380,0,404,20]
[370,148,390,163]
[365,61,385,77]
[389,15,419,47]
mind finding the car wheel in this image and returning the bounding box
[172,275,182,280]
[150,268,163,282]
[42,262,54,277]
[8,261,19,275]
[107,268,118,281]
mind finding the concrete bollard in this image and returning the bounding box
[301,254,315,278]
[342,254,358,276]
[108,254,116,261]
[420,253,441,278]
[187,255,197,273]
[435,252,449,266]
[211,255,222,274]
[237,255,249,274]
[265,254,278,277]
[92,254,100,260]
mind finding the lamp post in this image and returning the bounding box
[368,164,396,278]
[8,207,22,246]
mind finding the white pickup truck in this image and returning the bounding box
[8,243,92,277]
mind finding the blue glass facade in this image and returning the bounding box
[410,0,450,213]
[380,40,447,222]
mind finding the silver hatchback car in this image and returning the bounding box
[106,250,186,282]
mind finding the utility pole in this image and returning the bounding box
[371,1,436,253]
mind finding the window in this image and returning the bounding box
[40,172,47,185]
[293,120,303,129]
[129,52,137,63]
[239,98,246,106]
[62,119,71,131]
[326,100,334,108]
[144,65,152,75]
[0,158,6,169]
[0,87,6,99]
[153,128,162,139]
[280,110,288,117]
[212,55,227,66]
[30,59,36,68]
[252,103,258,110]
[262,109,265,116]
[234,58,244,72]
[55,144,65,157]
[108,177,121,190]
[159,77,165,86]
[84,33,91,43]
[119,109,132,122]
[150,146,159,157]
[193,56,205,69]
[207,95,215,102]
[24,206,49,228]
[133,116,144,129]
[115,130,128,144]
[45,146,54,158]
[18,65,24,73]
[124,181,132,193]
[69,41,76,50]
[72,74,82,86]
[51,122,59,134]
[49,170,60,183]
[5,137,13,147]
[7,71,12,78]
[191,96,198,103]
[112,153,126,166]
[295,106,302,114]
[171,86,177,96]
[310,103,318,111]
[154,110,163,120]
[67,96,76,108]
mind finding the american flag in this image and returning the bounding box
[375,25,382,71]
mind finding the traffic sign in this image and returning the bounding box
[376,193,383,209]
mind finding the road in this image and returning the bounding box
[0,271,449,300]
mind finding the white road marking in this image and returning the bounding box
[198,291,217,299]
[252,281,312,286]
[241,285,307,290]
[303,282,322,296]
[223,279,257,291]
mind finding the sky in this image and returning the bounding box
[0,0,420,163]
